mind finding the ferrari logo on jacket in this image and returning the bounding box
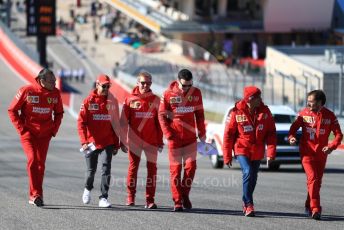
[27,96,39,103]
[47,97,58,104]
[188,95,193,102]
[88,103,99,110]
[321,119,331,125]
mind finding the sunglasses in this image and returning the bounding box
[179,81,192,88]
[100,84,111,89]
[140,81,152,86]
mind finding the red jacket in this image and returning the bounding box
[77,90,120,149]
[120,86,163,147]
[8,81,64,138]
[158,81,206,143]
[289,106,343,156]
[223,100,277,164]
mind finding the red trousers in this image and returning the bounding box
[168,140,197,205]
[302,153,327,212]
[127,145,158,203]
[20,132,51,200]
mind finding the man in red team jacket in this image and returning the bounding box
[289,90,343,220]
[120,72,163,209]
[77,74,120,208]
[223,86,276,217]
[8,68,64,207]
[159,69,206,212]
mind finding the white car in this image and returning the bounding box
[205,105,301,170]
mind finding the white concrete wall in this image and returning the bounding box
[262,0,335,32]
[265,47,324,109]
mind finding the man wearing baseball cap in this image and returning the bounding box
[223,86,277,217]
[77,74,120,208]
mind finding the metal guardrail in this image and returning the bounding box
[119,51,274,113]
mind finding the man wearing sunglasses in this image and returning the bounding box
[77,74,120,208]
[120,72,163,209]
[8,68,64,207]
[289,90,343,220]
[159,69,206,212]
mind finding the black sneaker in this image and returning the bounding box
[182,197,192,210]
[312,211,321,220]
[173,204,183,212]
[29,197,44,207]
[145,203,157,209]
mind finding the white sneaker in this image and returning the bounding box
[99,198,111,208]
[82,188,91,204]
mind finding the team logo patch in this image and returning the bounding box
[47,97,58,104]
[258,124,264,130]
[27,96,39,103]
[130,101,141,109]
[135,112,154,118]
[243,125,253,132]
[188,95,193,102]
[170,96,182,104]
[149,102,153,108]
[321,119,331,125]
[32,107,50,114]
[303,116,314,123]
[235,115,247,122]
[88,103,99,110]
[175,106,194,113]
[106,104,111,110]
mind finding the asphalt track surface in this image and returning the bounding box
[0,59,344,230]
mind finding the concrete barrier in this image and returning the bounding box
[0,27,70,107]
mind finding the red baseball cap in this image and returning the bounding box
[244,86,261,102]
[96,74,110,84]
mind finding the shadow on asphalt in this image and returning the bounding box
[42,204,243,215]
[257,211,344,221]
[40,205,344,220]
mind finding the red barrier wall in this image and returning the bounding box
[0,28,70,106]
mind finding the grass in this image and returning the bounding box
[205,110,224,123]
